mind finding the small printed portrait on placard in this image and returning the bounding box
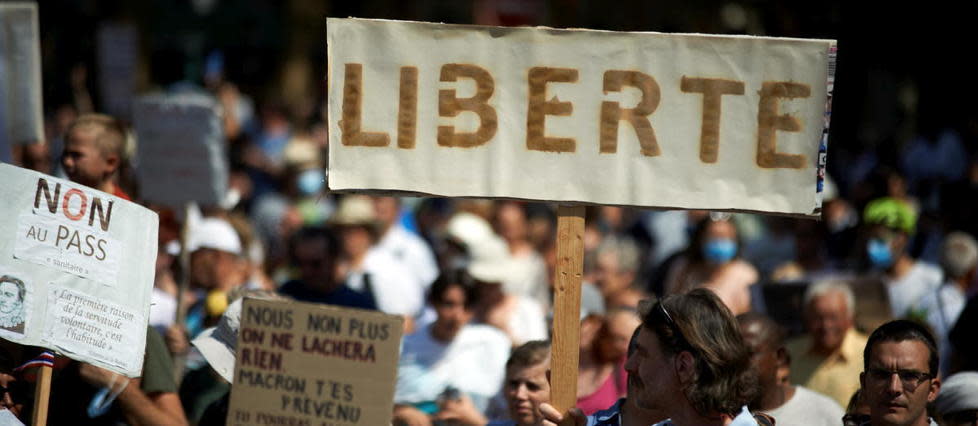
[0,275,27,335]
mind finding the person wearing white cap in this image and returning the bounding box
[435,212,547,346]
[934,372,978,426]
[466,234,547,347]
[178,217,246,345]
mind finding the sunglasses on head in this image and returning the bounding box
[656,302,694,353]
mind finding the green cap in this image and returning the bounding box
[863,197,917,234]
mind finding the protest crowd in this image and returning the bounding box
[2,1,978,426]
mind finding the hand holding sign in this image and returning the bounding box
[0,164,159,377]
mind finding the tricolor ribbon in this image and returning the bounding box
[13,351,54,372]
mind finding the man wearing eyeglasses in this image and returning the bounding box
[860,320,941,426]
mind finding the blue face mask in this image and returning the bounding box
[703,238,737,263]
[866,238,894,268]
[297,169,325,195]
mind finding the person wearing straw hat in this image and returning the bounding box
[331,196,424,329]
[453,214,546,347]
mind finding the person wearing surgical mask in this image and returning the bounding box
[662,216,758,314]
[861,197,943,319]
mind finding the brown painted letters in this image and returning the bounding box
[600,70,662,157]
[438,64,497,148]
[680,76,745,163]
[526,67,579,153]
[756,81,810,168]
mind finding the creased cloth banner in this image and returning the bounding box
[327,18,836,216]
[0,164,158,377]
[0,3,45,159]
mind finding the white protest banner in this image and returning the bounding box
[227,298,403,426]
[133,93,228,207]
[0,3,44,152]
[0,163,159,377]
[326,18,836,217]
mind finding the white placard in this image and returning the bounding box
[0,3,44,149]
[13,212,122,287]
[134,93,228,207]
[43,286,145,374]
[327,18,836,216]
[0,164,158,377]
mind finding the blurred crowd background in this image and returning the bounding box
[4,1,978,425]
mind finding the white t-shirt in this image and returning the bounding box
[508,296,548,345]
[504,251,550,310]
[913,282,966,375]
[347,248,424,317]
[395,324,511,411]
[886,262,943,319]
[149,287,177,330]
[764,386,844,426]
[376,225,440,290]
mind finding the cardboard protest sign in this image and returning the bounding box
[0,164,159,377]
[228,298,404,426]
[0,3,44,158]
[97,23,139,120]
[133,93,228,207]
[327,18,837,217]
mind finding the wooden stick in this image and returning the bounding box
[31,364,52,426]
[172,202,193,381]
[550,205,585,424]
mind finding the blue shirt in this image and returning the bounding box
[588,398,625,426]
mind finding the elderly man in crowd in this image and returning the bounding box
[787,280,868,407]
[542,288,761,426]
[588,236,647,310]
[859,320,941,426]
[738,312,844,425]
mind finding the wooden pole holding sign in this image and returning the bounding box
[31,363,52,426]
[173,202,193,381]
[550,205,585,423]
